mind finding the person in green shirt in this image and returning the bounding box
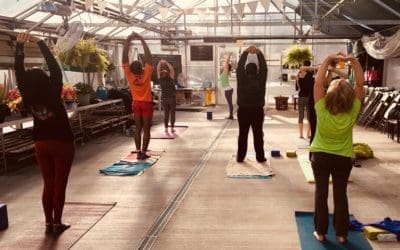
[310,54,364,244]
[220,53,234,119]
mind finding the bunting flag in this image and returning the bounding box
[97,0,106,15]
[259,0,270,12]
[247,1,259,14]
[196,7,206,15]
[196,7,206,20]
[221,6,232,18]
[234,3,246,19]
[183,8,194,15]
[159,7,169,19]
[273,0,284,10]
[85,0,94,10]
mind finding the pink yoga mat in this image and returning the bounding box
[151,126,187,139]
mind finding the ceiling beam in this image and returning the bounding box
[372,0,400,18]
[271,0,302,34]
[53,0,170,36]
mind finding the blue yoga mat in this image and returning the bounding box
[295,211,372,250]
[100,161,154,176]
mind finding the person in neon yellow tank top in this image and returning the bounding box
[310,54,364,244]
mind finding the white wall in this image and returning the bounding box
[384,57,400,88]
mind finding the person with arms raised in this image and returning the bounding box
[310,54,364,244]
[122,32,153,160]
[15,32,75,236]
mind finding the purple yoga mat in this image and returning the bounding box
[151,126,187,139]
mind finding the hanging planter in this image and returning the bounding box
[57,38,110,86]
[283,45,313,68]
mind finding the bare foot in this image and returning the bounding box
[337,236,347,244]
[313,231,325,242]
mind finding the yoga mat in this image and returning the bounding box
[151,126,187,139]
[298,154,353,183]
[100,152,161,176]
[295,211,372,250]
[226,156,274,179]
[121,150,163,163]
[0,202,116,249]
[296,138,310,149]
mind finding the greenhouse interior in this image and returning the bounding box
[0,0,400,249]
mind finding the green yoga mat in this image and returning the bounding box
[295,211,372,250]
[298,154,353,183]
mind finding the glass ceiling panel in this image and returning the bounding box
[0,0,40,17]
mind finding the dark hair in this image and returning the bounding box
[303,60,311,66]
[130,61,143,75]
[245,63,257,76]
[22,68,53,107]
[228,64,232,72]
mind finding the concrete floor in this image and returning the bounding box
[0,105,399,250]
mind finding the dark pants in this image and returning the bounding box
[311,152,353,236]
[35,140,75,224]
[224,89,234,118]
[162,98,176,128]
[237,106,265,162]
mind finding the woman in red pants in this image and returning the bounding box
[15,33,75,236]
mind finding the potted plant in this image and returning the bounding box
[57,38,110,86]
[283,45,313,68]
[73,82,93,106]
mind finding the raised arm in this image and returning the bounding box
[256,51,267,84]
[15,33,28,96]
[222,53,232,76]
[156,60,162,79]
[134,32,152,65]
[236,51,248,80]
[31,35,63,93]
[164,60,175,79]
[348,56,364,100]
[315,55,340,103]
[122,33,134,64]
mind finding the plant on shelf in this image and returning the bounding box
[62,83,77,101]
[283,45,313,68]
[73,82,93,106]
[73,82,93,94]
[6,88,23,114]
[57,38,110,86]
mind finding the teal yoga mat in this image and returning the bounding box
[295,211,372,250]
[100,153,160,176]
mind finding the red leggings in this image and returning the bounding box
[35,140,75,224]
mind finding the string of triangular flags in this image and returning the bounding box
[83,0,287,19]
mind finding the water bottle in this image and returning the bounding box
[377,233,397,242]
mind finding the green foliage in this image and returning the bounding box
[57,38,110,73]
[283,45,313,68]
[353,143,374,159]
[73,82,93,94]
